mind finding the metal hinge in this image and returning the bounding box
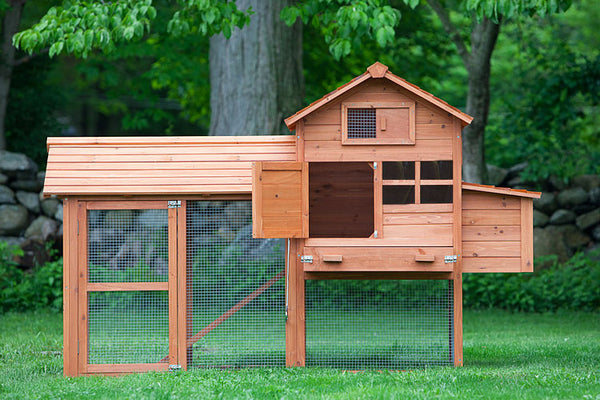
[373,230,378,238]
[168,200,181,208]
[444,255,459,263]
[169,364,182,372]
[300,255,313,263]
[373,162,378,170]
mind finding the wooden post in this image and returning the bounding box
[177,201,189,370]
[286,238,305,366]
[63,198,79,377]
[77,201,88,375]
[453,118,464,366]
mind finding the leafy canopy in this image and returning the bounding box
[281,0,572,60]
[13,0,252,57]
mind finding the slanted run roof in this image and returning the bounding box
[462,182,541,199]
[44,136,296,197]
[284,61,474,131]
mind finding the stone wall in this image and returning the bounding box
[488,164,600,262]
[0,151,62,269]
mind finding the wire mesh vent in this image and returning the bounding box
[305,280,454,369]
[88,209,169,283]
[88,291,169,364]
[348,108,376,139]
[186,200,285,368]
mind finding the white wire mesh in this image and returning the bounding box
[348,108,376,139]
[305,280,454,369]
[186,200,286,368]
[88,291,169,364]
[88,209,169,283]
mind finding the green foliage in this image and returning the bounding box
[0,242,62,313]
[14,0,251,57]
[464,250,600,312]
[464,0,572,22]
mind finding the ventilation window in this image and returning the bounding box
[347,108,376,139]
[342,102,415,145]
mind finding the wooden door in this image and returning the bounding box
[78,200,178,374]
[252,161,309,238]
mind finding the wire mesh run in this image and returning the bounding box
[347,108,376,139]
[88,291,169,364]
[186,200,286,368]
[88,209,169,283]
[306,280,454,369]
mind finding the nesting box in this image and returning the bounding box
[45,62,539,376]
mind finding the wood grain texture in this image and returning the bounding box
[87,282,169,291]
[286,239,306,366]
[462,241,521,257]
[177,201,188,370]
[462,257,522,273]
[303,247,454,272]
[384,212,453,225]
[63,199,78,377]
[305,271,453,280]
[168,207,178,366]
[521,198,534,272]
[382,224,453,246]
[462,225,520,241]
[77,202,88,375]
[462,209,520,226]
[462,191,521,210]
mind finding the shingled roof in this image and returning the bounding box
[285,62,474,131]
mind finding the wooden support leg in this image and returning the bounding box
[286,239,305,366]
[453,273,463,366]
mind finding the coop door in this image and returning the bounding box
[79,201,178,374]
[252,161,309,238]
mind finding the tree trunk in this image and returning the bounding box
[462,18,500,184]
[0,0,26,150]
[209,0,303,136]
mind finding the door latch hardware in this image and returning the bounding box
[300,255,313,263]
[169,364,182,372]
[168,200,181,208]
[444,255,459,263]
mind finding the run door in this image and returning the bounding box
[78,201,178,374]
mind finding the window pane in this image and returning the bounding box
[421,161,453,180]
[347,108,376,139]
[383,186,415,204]
[421,185,453,204]
[383,162,415,180]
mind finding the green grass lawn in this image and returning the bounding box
[0,310,598,399]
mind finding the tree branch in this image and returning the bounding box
[13,48,49,67]
[425,0,471,67]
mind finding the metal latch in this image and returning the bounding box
[444,255,459,263]
[300,255,313,263]
[168,200,181,208]
[169,364,182,372]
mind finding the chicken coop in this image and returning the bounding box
[44,62,540,376]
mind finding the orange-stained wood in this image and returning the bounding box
[462,209,520,226]
[463,241,521,258]
[521,198,534,272]
[87,282,169,291]
[168,207,178,366]
[86,363,169,374]
[462,225,520,241]
[382,224,453,246]
[177,201,188,370]
[303,247,453,272]
[384,212,453,225]
[77,202,88,374]
[452,118,463,367]
[463,257,522,273]
[462,191,521,210]
[63,199,79,377]
[305,271,453,280]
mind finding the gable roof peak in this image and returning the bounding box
[367,62,388,78]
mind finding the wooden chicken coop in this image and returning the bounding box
[45,62,540,376]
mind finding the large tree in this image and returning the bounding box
[14,0,303,139]
[284,0,571,183]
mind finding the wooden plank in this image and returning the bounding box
[462,257,522,273]
[462,241,521,257]
[415,255,435,262]
[304,237,451,247]
[462,225,520,241]
[383,204,453,213]
[462,209,520,226]
[296,120,305,162]
[48,135,296,146]
[260,161,303,171]
[252,162,262,238]
[45,184,253,195]
[303,123,451,141]
[168,207,178,366]
[47,161,256,171]
[50,144,297,156]
[374,162,383,238]
[303,125,341,141]
[343,90,413,104]
[382,224,453,246]
[384,212,453,225]
[86,363,169,373]
[63,199,78,377]
[47,169,252,178]
[463,183,541,199]
[462,191,521,210]
[416,104,452,124]
[77,201,88,375]
[415,161,421,204]
[177,201,188,370]
[46,176,252,186]
[47,152,296,163]
[86,200,167,210]
[416,124,453,139]
[305,271,453,280]
[303,246,453,272]
[87,282,169,291]
[304,139,453,162]
[322,255,343,262]
[453,276,463,366]
[521,198,534,272]
[286,239,306,366]
[301,162,309,238]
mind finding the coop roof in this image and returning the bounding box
[43,136,296,197]
[462,182,541,199]
[285,62,473,131]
